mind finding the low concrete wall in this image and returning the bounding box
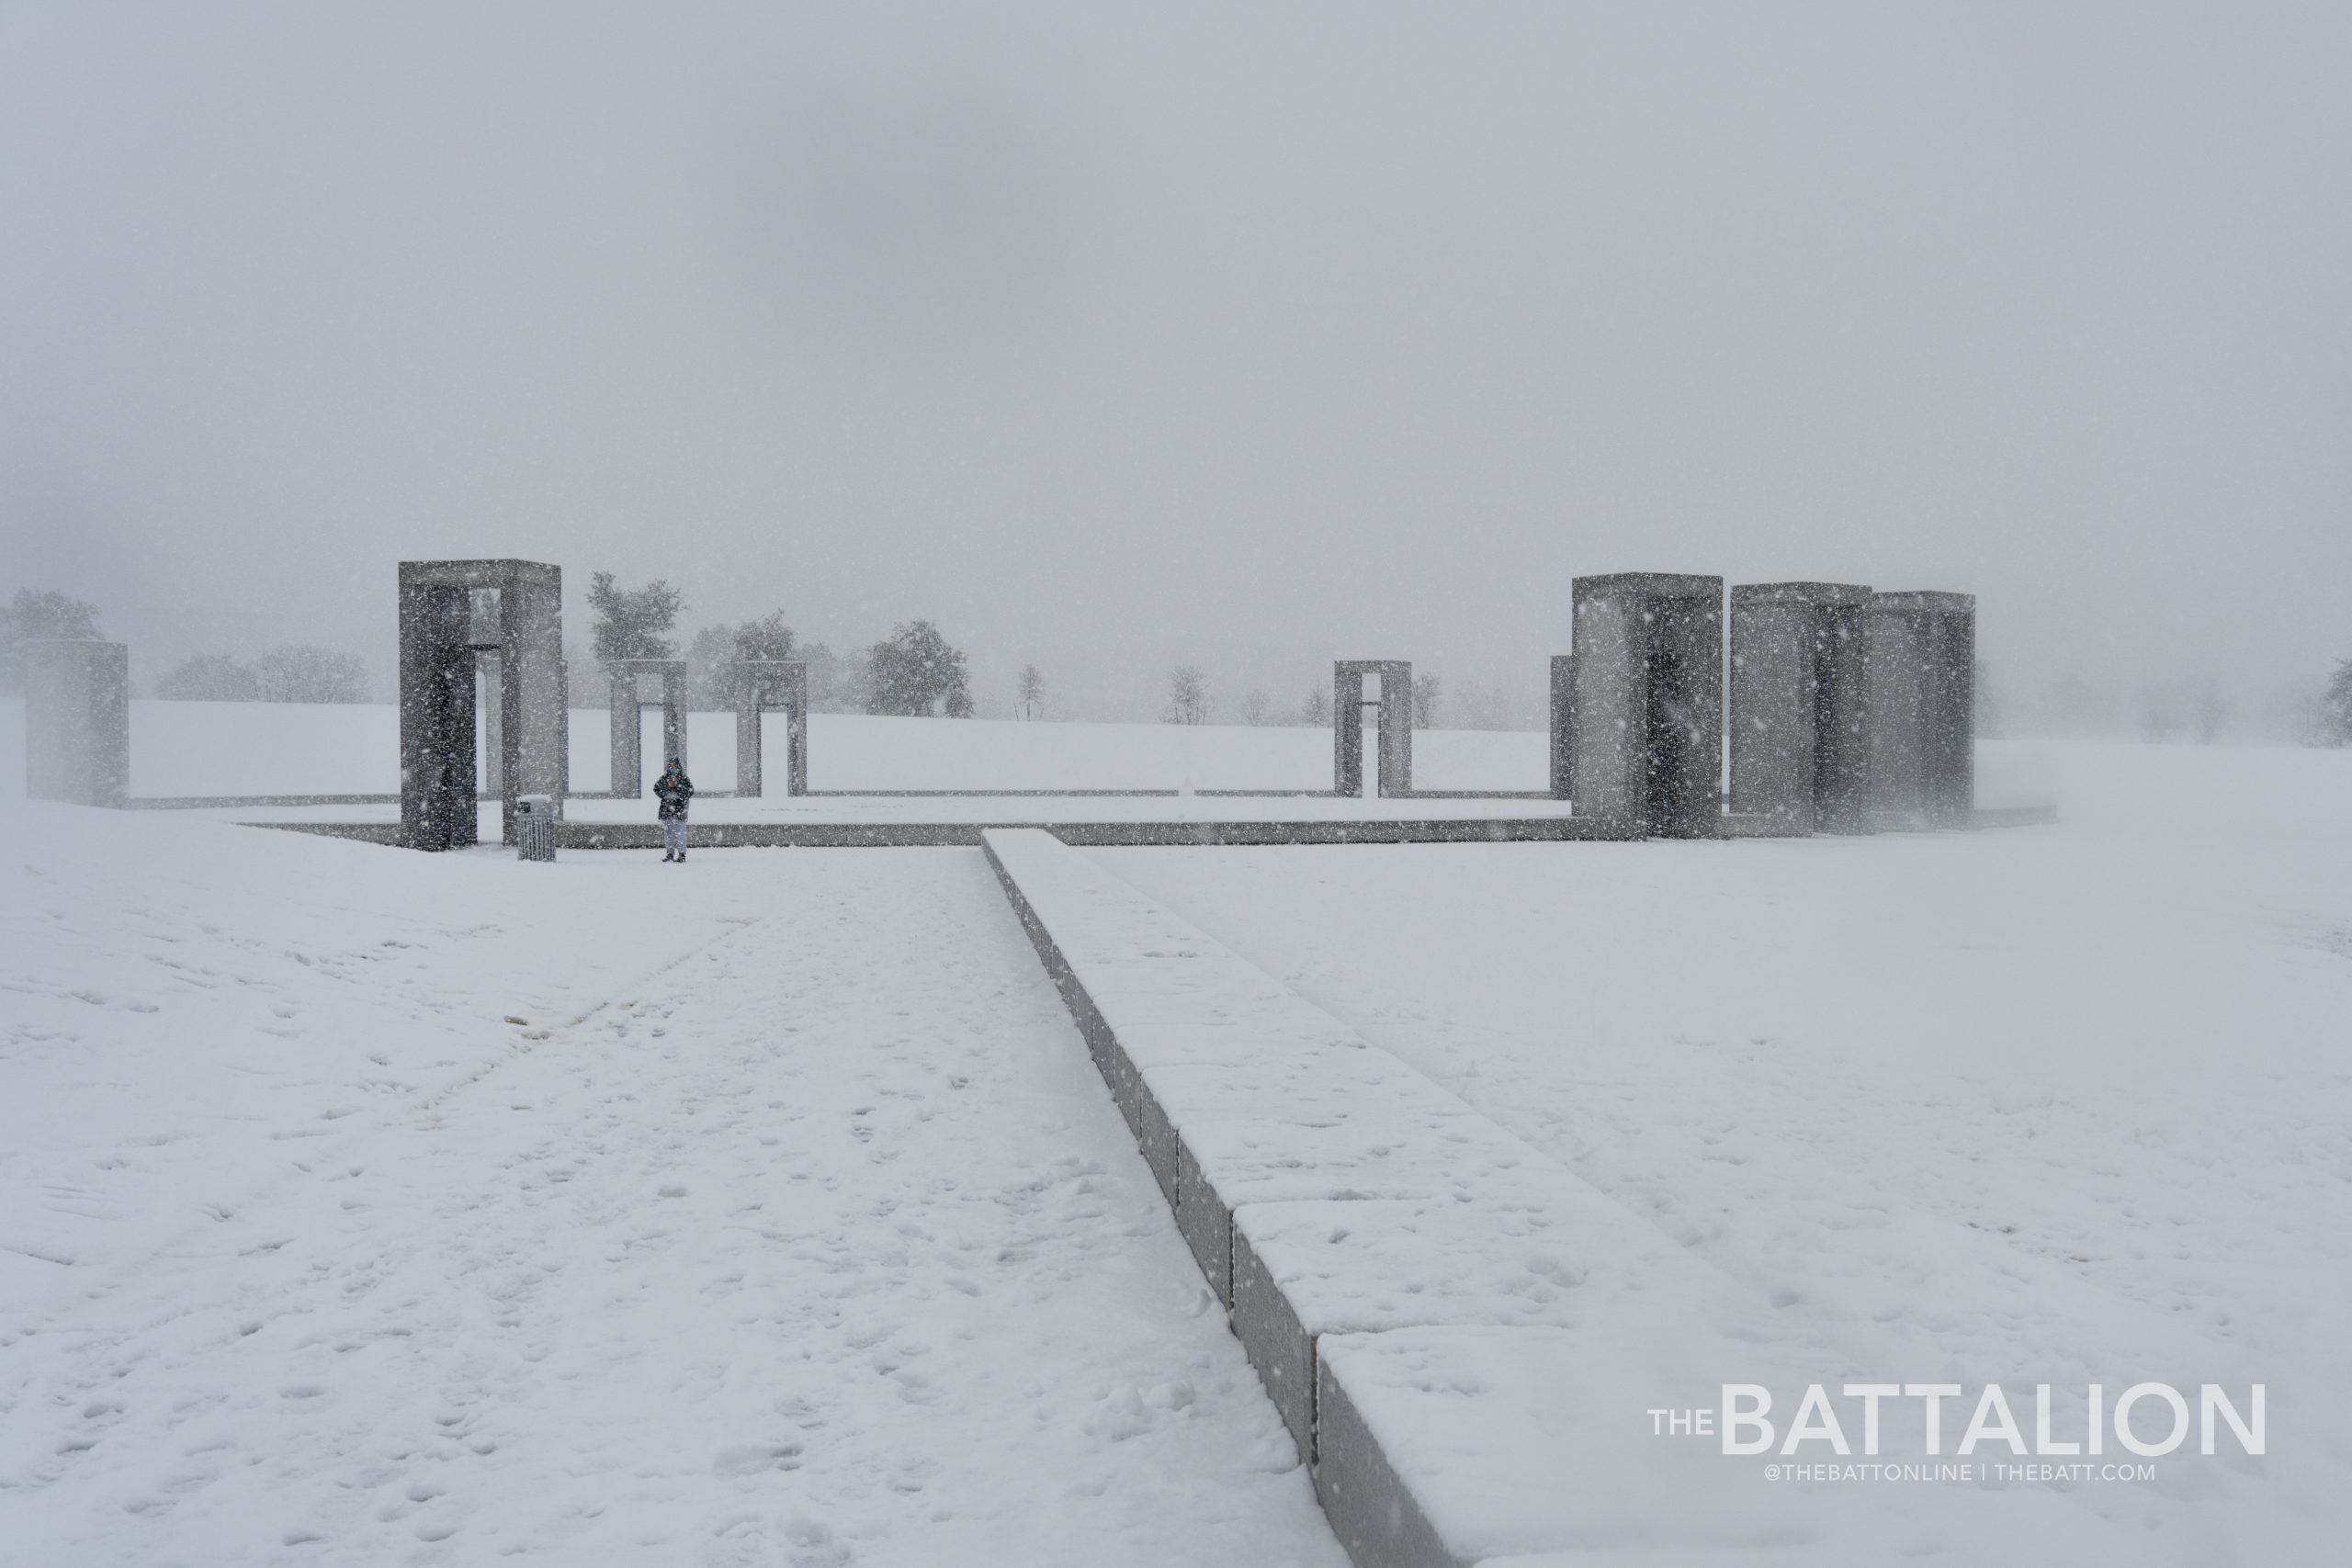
[234,805,2051,851]
[558,817,1634,850]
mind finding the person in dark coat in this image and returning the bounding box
[654,757,694,862]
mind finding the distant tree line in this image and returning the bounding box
[155,646,371,704]
[6,586,377,704]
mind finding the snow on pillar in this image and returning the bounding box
[401,559,565,850]
[605,658,685,799]
[735,660,808,797]
[497,567,568,844]
[1727,582,1871,833]
[1864,591,1974,829]
[1548,653,1575,800]
[1566,573,1724,837]
[609,670,641,798]
[399,570,479,850]
[1332,660,1412,796]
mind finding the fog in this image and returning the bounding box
[4,1,2346,721]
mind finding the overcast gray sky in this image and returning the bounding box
[4,1,2346,720]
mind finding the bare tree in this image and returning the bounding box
[1240,688,1272,726]
[1411,671,1442,728]
[1016,663,1046,719]
[1164,664,1211,725]
[1301,684,1332,725]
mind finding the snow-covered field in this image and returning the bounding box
[6,704,2342,1561]
[0,811,1345,1566]
[1095,740,2352,1557]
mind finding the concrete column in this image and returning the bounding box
[1548,653,1575,800]
[401,560,564,849]
[1331,665,1365,795]
[659,671,687,778]
[608,670,641,798]
[24,640,129,806]
[735,704,762,796]
[398,571,477,850]
[1378,665,1412,795]
[1332,660,1411,796]
[498,567,567,844]
[735,661,808,797]
[787,699,808,797]
[1865,592,1975,828]
[1728,582,1871,833]
[1566,574,1724,837]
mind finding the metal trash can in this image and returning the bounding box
[515,794,557,863]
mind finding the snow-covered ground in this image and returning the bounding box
[1094,740,2352,1556]
[7,705,2338,1558]
[0,808,1345,1566]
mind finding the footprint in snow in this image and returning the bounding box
[712,1441,804,1476]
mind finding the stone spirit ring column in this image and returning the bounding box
[1864,591,1975,829]
[1331,660,1412,797]
[605,658,687,799]
[1728,581,1872,834]
[1564,573,1724,838]
[734,660,808,797]
[399,559,567,850]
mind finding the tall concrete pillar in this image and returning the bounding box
[495,568,568,844]
[1547,653,1575,799]
[1331,661,1411,796]
[735,660,808,797]
[399,574,479,850]
[1566,573,1724,837]
[608,670,640,798]
[401,559,566,850]
[661,679,685,775]
[1864,591,1974,828]
[1728,582,1871,833]
[24,640,130,806]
